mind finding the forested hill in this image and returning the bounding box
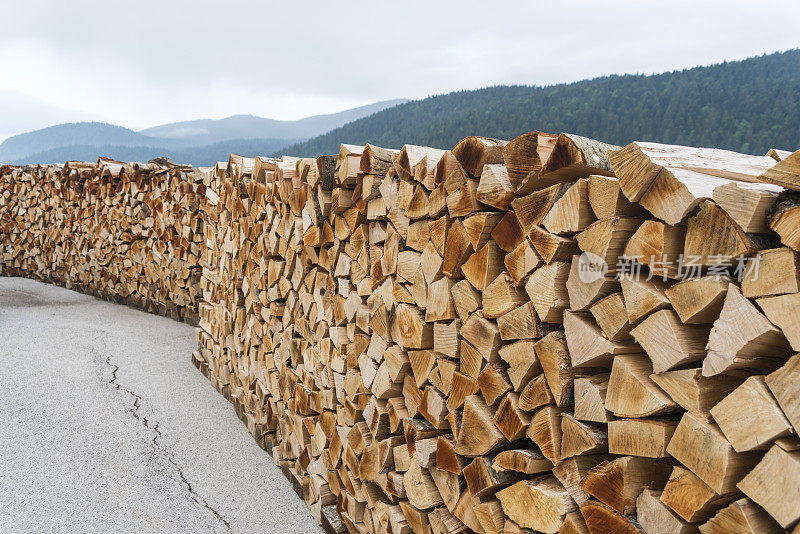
[279,49,800,158]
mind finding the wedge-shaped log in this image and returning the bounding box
[757,148,800,190]
[741,246,800,298]
[703,283,792,377]
[685,200,778,266]
[698,497,783,534]
[564,311,642,368]
[491,448,553,475]
[620,277,670,325]
[542,178,596,235]
[539,133,617,185]
[609,140,775,203]
[512,182,571,235]
[525,262,571,323]
[650,367,741,422]
[636,489,696,534]
[606,354,678,418]
[526,405,563,465]
[560,413,607,459]
[574,374,614,423]
[665,275,730,324]
[452,136,506,177]
[608,418,678,458]
[454,395,506,457]
[768,191,800,251]
[581,456,672,515]
[502,131,558,194]
[589,292,634,341]
[536,331,574,406]
[712,181,782,233]
[476,164,514,210]
[710,375,793,452]
[497,476,578,534]
[737,444,800,528]
[660,465,736,523]
[588,175,646,219]
[631,309,710,373]
[580,500,645,533]
[666,413,762,494]
[765,353,800,433]
[623,219,685,279]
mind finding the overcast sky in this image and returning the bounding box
[1,0,799,139]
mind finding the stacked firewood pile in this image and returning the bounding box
[0,158,206,322]
[193,133,800,534]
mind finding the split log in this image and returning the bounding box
[709,375,793,452]
[502,131,558,194]
[636,489,697,534]
[580,456,672,515]
[703,283,792,377]
[699,498,784,534]
[767,191,800,251]
[737,444,800,528]
[660,465,736,523]
[497,476,578,534]
[684,200,778,266]
[539,133,618,185]
[451,136,507,177]
[666,413,762,494]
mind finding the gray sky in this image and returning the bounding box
[1,0,799,139]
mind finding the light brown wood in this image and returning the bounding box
[685,200,778,266]
[636,489,698,534]
[650,367,741,422]
[623,220,685,280]
[608,418,678,458]
[665,276,730,324]
[703,283,792,377]
[451,136,507,177]
[737,444,800,528]
[710,375,793,452]
[580,499,645,533]
[758,149,800,190]
[540,133,618,184]
[502,131,558,195]
[605,354,678,418]
[660,465,736,523]
[580,455,672,515]
[699,498,784,534]
[497,476,578,534]
[666,413,762,494]
[630,309,710,373]
[765,353,800,434]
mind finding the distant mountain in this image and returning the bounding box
[279,49,800,158]
[140,99,408,144]
[12,138,299,167]
[0,122,181,163]
[0,98,407,165]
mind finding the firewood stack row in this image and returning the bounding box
[0,158,207,322]
[193,133,800,534]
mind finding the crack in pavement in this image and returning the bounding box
[100,340,231,529]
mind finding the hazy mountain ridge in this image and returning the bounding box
[8,138,301,167]
[0,99,408,164]
[278,50,800,158]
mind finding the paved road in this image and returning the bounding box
[0,277,321,534]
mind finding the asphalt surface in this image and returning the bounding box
[0,277,321,534]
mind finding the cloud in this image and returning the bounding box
[0,0,798,135]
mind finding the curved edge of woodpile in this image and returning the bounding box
[191,137,800,533]
[0,157,207,323]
